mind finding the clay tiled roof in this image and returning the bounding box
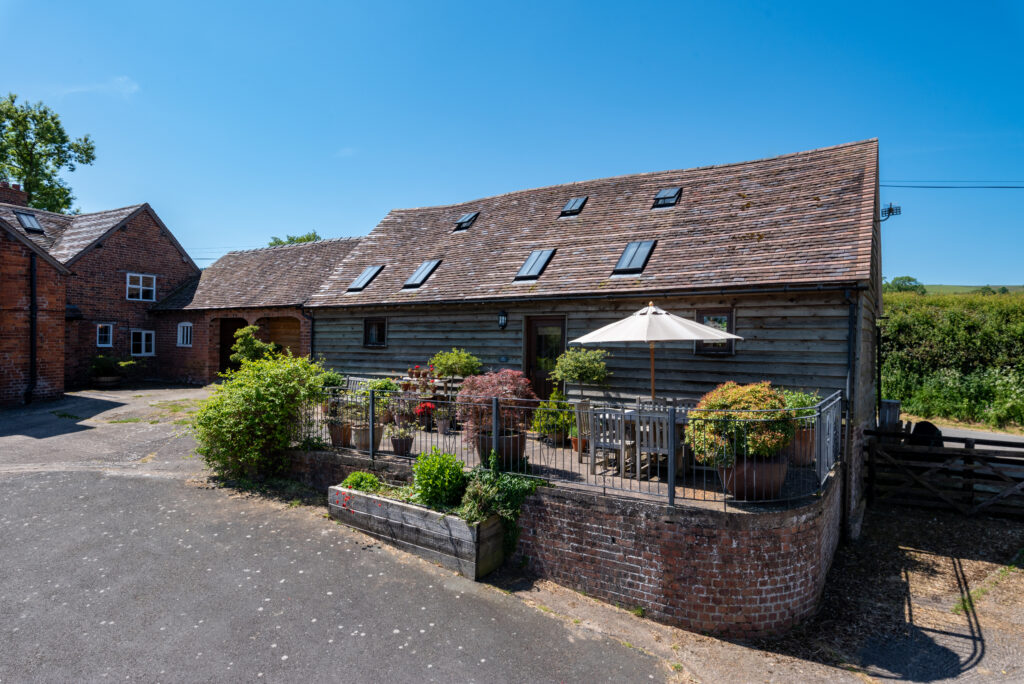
[308,140,878,308]
[155,238,361,310]
[0,202,144,263]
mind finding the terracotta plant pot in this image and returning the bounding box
[784,427,815,466]
[328,422,351,447]
[570,436,589,453]
[351,424,383,452]
[390,436,414,456]
[718,455,789,501]
[475,431,527,471]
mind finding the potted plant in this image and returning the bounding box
[569,423,588,453]
[429,348,483,399]
[320,369,345,414]
[434,404,455,435]
[456,369,537,470]
[385,422,416,456]
[780,389,820,466]
[531,389,574,445]
[551,347,610,398]
[89,355,135,388]
[685,381,795,501]
[415,401,436,431]
[358,377,400,423]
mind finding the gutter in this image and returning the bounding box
[24,253,38,404]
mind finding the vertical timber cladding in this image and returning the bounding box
[311,290,852,400]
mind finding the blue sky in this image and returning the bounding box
[4,1,1022,284]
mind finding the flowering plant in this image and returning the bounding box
[415,402,436,418]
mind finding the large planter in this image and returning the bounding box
[328,422,352,447]
[546,432,567,447]
[475,431,527,470]
[351,424,383,452]
[784,427,815,466]
[92,375,122,389]
[718,455,789,501]
[328,486,504,579]
[437,418,453,435]
[390,436,414,456]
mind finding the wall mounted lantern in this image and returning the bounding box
[498,310,508,330]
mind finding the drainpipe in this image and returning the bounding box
[24,253,38,404]
[842,288,861,541]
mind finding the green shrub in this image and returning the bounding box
[412,447,467,508]
[685,381,794,466]
[429,348,483,378]
[457,451,540,552]
[780,388,821,419]
[228,325,282,365]
[192,354,326,478]
[89,354,135,377]
[531,389,575,435]
[341,471,381,492]
[551,347,610,386]
[321,370,345,389]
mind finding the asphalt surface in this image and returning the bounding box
[0,387,665,683]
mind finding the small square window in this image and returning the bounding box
[14,211,43,232]
[177,322,193,347]
[363,318,387,348]
[560,196,587,217]
[613,240,656,275]
[96,323,113,347]
[126,273,156,301]
[454,211,479,231]
[652,187,681,208]
[695,310,735,355]
[130,329,155,356]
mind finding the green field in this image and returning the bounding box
[924,284,1024,294]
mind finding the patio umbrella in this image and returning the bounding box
[569,302,742,399]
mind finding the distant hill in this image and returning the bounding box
[924,284,1024,294]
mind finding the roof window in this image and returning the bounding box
[14,211,43,233]
[348,265,384,292]
[560,196,587,217]
[403,259,441,288]
[454,212,479,231]
[652,187,681,208]
[613,240,656,275]
[515,249,556,281]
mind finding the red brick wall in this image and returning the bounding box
[514,473,843,638]
[0,232,66,404]
[64,208,199,387]
[0,182,28,206]
[153,307,311,385]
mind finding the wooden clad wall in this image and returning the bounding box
[312,290,855,402]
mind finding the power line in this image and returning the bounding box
[881,184,1024,189]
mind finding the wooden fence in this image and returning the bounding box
[866,430,1024,517]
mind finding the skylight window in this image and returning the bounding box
[613,240,656,275]
[348,265,384,292]
[403,259,441,288]
[652,187,681,208]
[560,196,587,217]
[454,211,479,231]
[14,211,43,233]
[515,249,556,281]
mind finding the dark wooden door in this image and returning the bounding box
[524,316,565,399]
[218,318,248,373]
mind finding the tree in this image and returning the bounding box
[0,94,96,213]
[268,231,322,246]
[882,276,926,294]
[228,325,281,366]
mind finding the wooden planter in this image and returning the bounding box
[718,455,789,501]
[328,422,352,447]
[328,486,504,579]
[351,424,383,452]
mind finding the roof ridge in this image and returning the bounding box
[388,139,879,213]
[0,201,144,219]
[223,236,361,256]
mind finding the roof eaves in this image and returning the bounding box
[0,218,71,274]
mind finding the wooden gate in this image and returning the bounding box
[867,430,1024,517]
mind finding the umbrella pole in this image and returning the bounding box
[649,342,656,400]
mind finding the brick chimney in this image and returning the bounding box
[0,181,29,207]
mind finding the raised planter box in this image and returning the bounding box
[328,486,504,579]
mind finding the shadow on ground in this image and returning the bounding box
[751,503,1024,681]
[0,396,125,439]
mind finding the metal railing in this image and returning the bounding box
[300,387,844,508]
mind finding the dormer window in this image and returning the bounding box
[403,259,441,288]
[515,249,556,281]
[348,265,384,292]
[453,212,479,231]
[613,240,656,275]
[652,187,681,208]
[560,196,587,217]
[14,211,43,233]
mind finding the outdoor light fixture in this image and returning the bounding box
[498,311,508,329]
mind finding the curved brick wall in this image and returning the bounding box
[514,473,842,637]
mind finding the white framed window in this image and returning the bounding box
[130,329,155,356]
[126,273,156,301]
[96,323,114,347]
[177,322,193,347]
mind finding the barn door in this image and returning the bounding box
[524,316,565,400]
